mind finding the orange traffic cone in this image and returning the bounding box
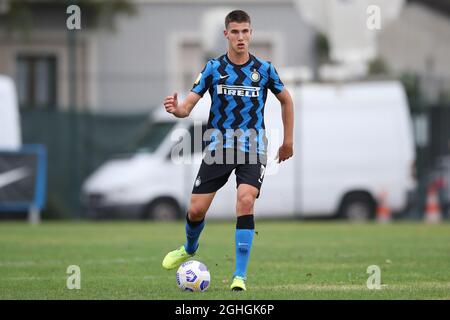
[376,190,391,223]
[424,184,442,224]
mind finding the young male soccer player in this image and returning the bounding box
[162,10,294,291]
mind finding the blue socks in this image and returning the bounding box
[234,215,255,279]
[184,214,205,254]
[184,213,255,280]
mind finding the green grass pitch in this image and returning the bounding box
[0,221,449,299]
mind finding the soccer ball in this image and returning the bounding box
[176,260,210,292]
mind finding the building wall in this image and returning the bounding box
[93,2,315,112]
[378,2,450,101]
[0,17,99,112]
[0,1,315,112]
[6,1,450,112]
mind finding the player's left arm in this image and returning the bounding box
[275,88,294,163]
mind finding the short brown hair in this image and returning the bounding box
[225,10,251,29]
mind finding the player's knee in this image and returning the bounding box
[237,193,256,212]
[188,206,207,221]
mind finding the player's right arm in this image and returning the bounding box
[164,60,213,118]
[163,91,201,118]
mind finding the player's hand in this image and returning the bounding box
[164,92,178,114]
[275,143,293,163]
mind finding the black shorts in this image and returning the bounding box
[192,149,267,198]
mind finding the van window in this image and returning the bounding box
[136,122,175,153]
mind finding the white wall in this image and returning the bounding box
[378,2,450,101]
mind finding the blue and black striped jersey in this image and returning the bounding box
[191,53,284,154]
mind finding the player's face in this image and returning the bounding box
[224,22,252,54]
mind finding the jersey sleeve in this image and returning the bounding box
[191,61,214,97]
[268,63,284,94]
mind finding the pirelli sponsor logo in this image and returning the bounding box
[217,84,261,97]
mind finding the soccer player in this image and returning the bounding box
[162,10,294,291]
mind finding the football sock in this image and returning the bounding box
[234,214,255,279]
[184,213,205,254]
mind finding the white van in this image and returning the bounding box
[81,81,416,220]
[0,75,21,150]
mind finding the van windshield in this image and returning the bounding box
[135,121,175,153]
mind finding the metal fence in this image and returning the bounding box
[18,101,450,219]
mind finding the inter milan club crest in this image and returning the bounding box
[250,69,260,82]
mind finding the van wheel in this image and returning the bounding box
[339,193,376,221]
[144,199,181,221]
